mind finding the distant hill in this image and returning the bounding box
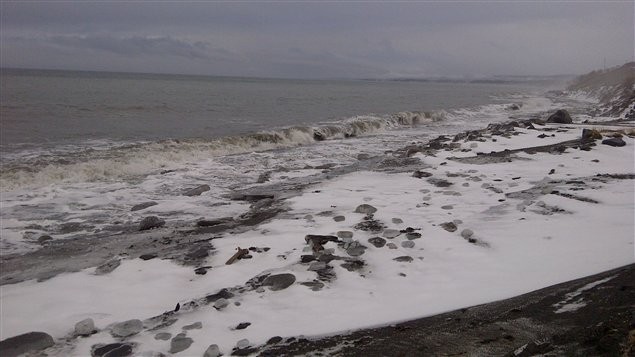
[567,62,634,118]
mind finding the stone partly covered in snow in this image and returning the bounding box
[401,241,415,248]
[440,222,458,232]
[333,215,345,222]
[110,319,143,338]
[368,237,387,248]
[461,229,474,239]
[130,201,157,212]
[405,232,421,240]
[204,344,222,357]
[546,109,572,124]
[236,339,250,349]
[354,204,377,215]
[138,216,165,231]
[169,334,194,354]
[0,331,55,357]
[154,333,171,341]
[346,242,366,257]
[74,318,97,336]
[94,258,121,275]
[91,342,135,357]
[382,229,401,239]
[602,137,626,147]
[337,231,353,239]
[391,218,403,224]
[262,273,296,291]
[183,184,210,196]
[213,298,229,310]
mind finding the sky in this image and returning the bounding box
[1,1,633,79]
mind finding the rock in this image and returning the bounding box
[95,258,121,275]
[256,172,271,183]
[346,245,366,257]
[169,335,193,354]
[213,298,229,310]
[461,229,474,239]
[300,281,325,291]
[546,109,572,124]
[37,235,53,244]
[440,222,457,232]
[110,319,143,338]
[427,178,453,187]
[183,184,210,197]
[357,153,371,160]
[441,205,454,210]
[300,255,316,263]
[0,331,55,357]
[333,215,345,222]
[204,344,222,357]
[309,262,328,271]
[392,218,403,224]
[582,129,602,140]
[75,318,96,336]
[92,342,135,357]
[337,231,353,239]
[182,322,202,330]
[139,253,157,260]
[267,336,283,344]
[354,204,377,214]
[262,273,296,291]
[368,237,387,248]
[130,201,158,212]
[387,243,398,249]
[304,235,338,246]
[405,232,421,240]
[602,137,626,147]
[236,339,250,349]
[412,170,433,178]
[235,322,251,330]
[508,103,521,110]
[382,229,401,239]
[154,333,172,341]
[139,216,165,231]
[393,256,414,263]
[401,241,415,248]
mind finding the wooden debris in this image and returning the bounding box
[226,247,249,265]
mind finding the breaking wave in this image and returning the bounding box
[0,110,445,190]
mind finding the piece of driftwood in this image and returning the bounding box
[226,247,249,265]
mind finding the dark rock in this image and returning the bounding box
[427,178,452,187]
[508,103,521,110]
[346,245,366,257]
[308,261,328,271]
[230,193,275,201]
[393,256,414,263]
[405,232,422,240]
[95,259,121,275]
[139,253,157,261]
[139,216,165,231]
[392,218,403,224]
[169,335,193,354]
[337,231,354,239]
[235,322,251,330]
[354,217,385,232]
[110,319,143,338]
[174,303,180,312]
[262,273,296,291]
[185,245,210,260]
[256,172,272,183]
[37,235,53,244]
[92,342,135,357]
[440,222,457,232]
[602,137,626,147]
[130,201,158,212]
[300,255,316,263]
[206,289,234,303]
[368,237,387,248]
[0,331,55,357]
[413,170,433,178]
[183,184,210,197]
[300,280,326,291]
[197,217,234,227]
[546,109,572,124]
[333,215,345,222]
[354,204,377,214]
[305,235,338,246]
[214,298,229,310]
[315,163,336,170]
[382,229,401,239]
[341,260,365,271]
[267,336,283,344]
[401,241,415,248]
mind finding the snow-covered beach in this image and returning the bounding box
[1,65,634,357]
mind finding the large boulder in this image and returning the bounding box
[546,109,572,124]
[0,332,54,357]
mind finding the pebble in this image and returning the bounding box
[441,205,454,210]
[440,222,457,232]
[386,243,398,249]
[154,332,172,341]
[333,216,345,222]
[354,204,377,214]
[169,335,193,354]
[391,218,403,224]
[337,231,353,239]
[204,344,222,357]
[382,229,401,239]
[213,298,229,310]
[401,241,415,248]
[235,322,251,330]
[368,237,387,248]
[309,262,328,271]
[461,229,474,239]
[405,232,421,240]
[182,322,202,330]
[346,246,366,257]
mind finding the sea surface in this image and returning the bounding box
[0,68,565,252]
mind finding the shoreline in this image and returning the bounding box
[1,103,634,356]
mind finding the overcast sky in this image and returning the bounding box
[1,1,633,79]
